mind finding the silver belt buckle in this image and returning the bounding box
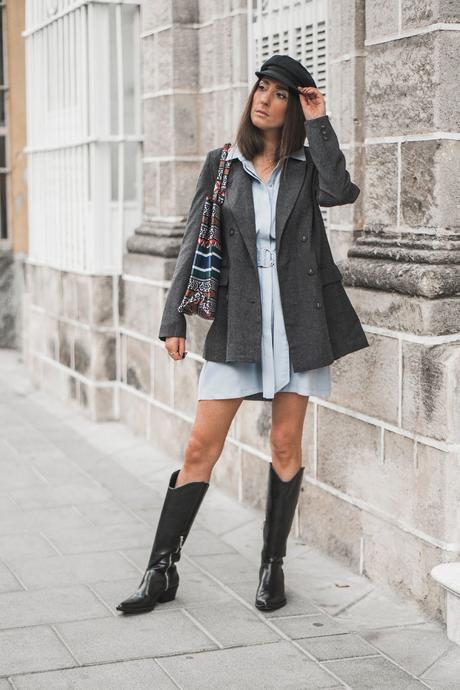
[257,248,275,268]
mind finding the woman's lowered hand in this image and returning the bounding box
[165,337,187,361]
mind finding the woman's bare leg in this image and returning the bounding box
[270,392,309,480]
[176,397,245,486]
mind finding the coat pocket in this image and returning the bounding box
[319,262,343,285]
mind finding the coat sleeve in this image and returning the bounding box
[305,115,360,207]
[158,150,215,342]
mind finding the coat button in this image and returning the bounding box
[229,227,235,235]
[301,234,307,242]
[314,299,322,309]
[320,124,327,133]
[307,266,315,275]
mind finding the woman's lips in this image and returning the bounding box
[255,110,269,116]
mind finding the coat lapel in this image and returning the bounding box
[225,155,307,272]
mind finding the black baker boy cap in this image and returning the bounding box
[255,54,316,94]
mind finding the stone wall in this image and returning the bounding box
[23,263,119,422]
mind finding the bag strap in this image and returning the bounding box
[212,142,233,205]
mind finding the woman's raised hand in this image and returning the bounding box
[297,86,326,121]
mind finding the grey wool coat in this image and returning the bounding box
[159,114,370,372]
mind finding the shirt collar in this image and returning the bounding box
[225,141,306,162]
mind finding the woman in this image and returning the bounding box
[116,55,369,615]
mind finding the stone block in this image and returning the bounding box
[401,341,459,442]
[365,31,458,137]
[363,143,398,229]
[328,59,364,144]
[125,334,151,393]
[173,355,201,416]
[174,93,199,155]
[45,314,59,361]
[365,0,399,42]
[58,320,73,368]
[235,399,272,456]
[91,275,114,326]
[402,0,460,29]
[297,479,363,571]
[328,0,365,60]
[91,385,117,422]
[74,328,91,376]
[211,438,240,499]
[119,386,149,437]
[231,12,248,82]
[349,287,460,336]
[317,406,381,498]
[60,271,78,320]
[156,27,173,93]
[119,278,161,339]
[122,252,174,281]
[361,511,460,621]
[76,274,90,324]
[240,450,269,511]
[172,25,199,89]
[91,331,117,381]
[152,341,173,404]
[143,161,159,218]
[401,139,460,230]
[158,160,175,217]
[142,33,156,94]
[143,96,171,157]
[301,402,316,478]
[330,332,399,424]
[148,401,192,459]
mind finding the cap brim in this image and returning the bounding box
[254,69,299,94]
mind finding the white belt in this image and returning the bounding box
[257,247,276,268]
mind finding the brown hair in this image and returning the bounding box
[234,78,306,179]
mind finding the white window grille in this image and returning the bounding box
[24,0,142,274]
[248,0,328,230]
[0,0,8,244]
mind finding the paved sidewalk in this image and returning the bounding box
[0,348,459,689]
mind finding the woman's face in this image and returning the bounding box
[251,77,289,130]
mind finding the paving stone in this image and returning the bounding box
[158,640,340,689]
[323,655,427,689]
[55,610,217,663]
[185,599,282,647]
[0,506,91,535]
[0,561,23,593]
[230,578,321,618]
[73,500,141,526]
[298,632,379,661]
[183,528,238,557]
[8,483,113,509]
[0,625,75,675]
[12,658,177,689]
[275,612,352,639]
[7,551,140,589]
[0,680,13,689]
[419,642,460,688]
[335,588,429,631]
[0,533,58,561]
[190,552,259,585]
[360,622,452,676]
[41,522,154,554]
[0,584,110,629]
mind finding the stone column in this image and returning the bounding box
[297,0,459,621]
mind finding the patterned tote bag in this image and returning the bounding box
[177,143,233,320]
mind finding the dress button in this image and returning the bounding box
[315,299,322,309]
[301,235,307,242]
[229,227,235,235]
[307,267,315,275]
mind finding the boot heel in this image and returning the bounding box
[158,584,178,603]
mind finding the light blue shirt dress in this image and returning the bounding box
[197,140,331,402]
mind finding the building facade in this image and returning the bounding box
[4,0,459,624]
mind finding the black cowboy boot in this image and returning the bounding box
[116,469,209,614]
[255,463,305,611]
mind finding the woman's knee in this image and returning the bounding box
[270,426,300,460]
[184,432,222,468]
